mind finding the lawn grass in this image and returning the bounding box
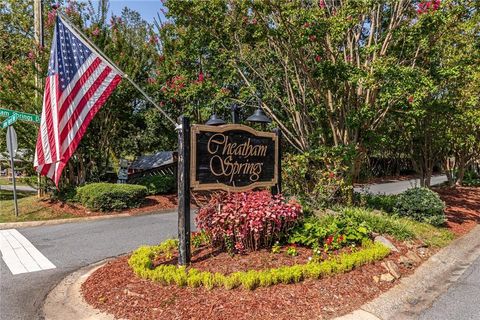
[0,190,75,223]
[0,177,11,185]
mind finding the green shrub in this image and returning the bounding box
[135,174,176,195]
[282,146,354,208]
[288,214,371,250]
[463,171,480,187]
[394,187,446,226]
[355,192,397,213]
[76,183,147,211]
[128,239,390,290]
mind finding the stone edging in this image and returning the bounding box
[336,224,480,319]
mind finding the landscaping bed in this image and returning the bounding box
[82,243,418,320]
[78,186,479,320]
[39,194,178,218]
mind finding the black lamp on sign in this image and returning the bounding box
[246,98,271,124]
[205,113,226,126]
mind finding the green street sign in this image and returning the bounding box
[0,108,40,124]
[2,113,18,129]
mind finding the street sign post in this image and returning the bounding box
[0,109,40,124]
[6,126,19,217]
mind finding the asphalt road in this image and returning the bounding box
[419,254,480,320]
[0,211,195,320]
[354,175,447,195]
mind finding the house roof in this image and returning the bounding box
[129,151,174,170]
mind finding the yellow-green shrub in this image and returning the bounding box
[128,239,390,291]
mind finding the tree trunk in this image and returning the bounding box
[456,158,466,186]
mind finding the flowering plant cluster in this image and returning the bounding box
[195,191,302,253]
[417,0,441,15]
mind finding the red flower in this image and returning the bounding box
[315,55,322,62]
[328,171,335,179]
[304,22,310,28]
[326,235,334,245]
[408,95,414,103]
[318,0,326,9]
[198,72,204,82]
[309,35,317,42]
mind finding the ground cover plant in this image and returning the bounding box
[128,239,390,290]
[76,183,147,211]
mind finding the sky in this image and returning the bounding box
[80,0,166,23]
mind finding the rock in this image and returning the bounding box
[380,273,395,282]
[406,250,422,263]
[417,247,428,257]
[373,275,380,283]
[385,260,401,279]
[124,289,143,298]
[398,255,414,268]
[374,235,399,252]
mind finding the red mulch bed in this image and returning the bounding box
[82,237,423,320]
[39,194,178,217]
[435,186,480,236]
[81,187,480,320]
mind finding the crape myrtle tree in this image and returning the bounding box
[158,0,477,199]
[370,1,480,187]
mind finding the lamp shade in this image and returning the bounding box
[246,108,271,124]
[205,113,226,126]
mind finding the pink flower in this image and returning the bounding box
[197,72,204,82]
[27,51,35,61]
[147,77,155,84]
[309,35,317,42]
[92,27,100,36]
[318,0,326,9]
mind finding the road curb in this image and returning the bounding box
[336,224,480,320]
[42,260,118,320]
[0,208,177,230]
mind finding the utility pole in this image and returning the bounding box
[34,0,44,197]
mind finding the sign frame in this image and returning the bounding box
[190,124,279,192]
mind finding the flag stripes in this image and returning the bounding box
[34,15,121,187]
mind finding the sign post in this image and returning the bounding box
[177,116,191,265]
[176,120,280,265]
[6,126,19,217]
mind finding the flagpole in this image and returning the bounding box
[56,11,178,127]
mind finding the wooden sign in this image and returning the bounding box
[190,124,278,191]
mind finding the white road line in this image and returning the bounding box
[0,229,56,275]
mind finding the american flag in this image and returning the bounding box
[34,16,122,187]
